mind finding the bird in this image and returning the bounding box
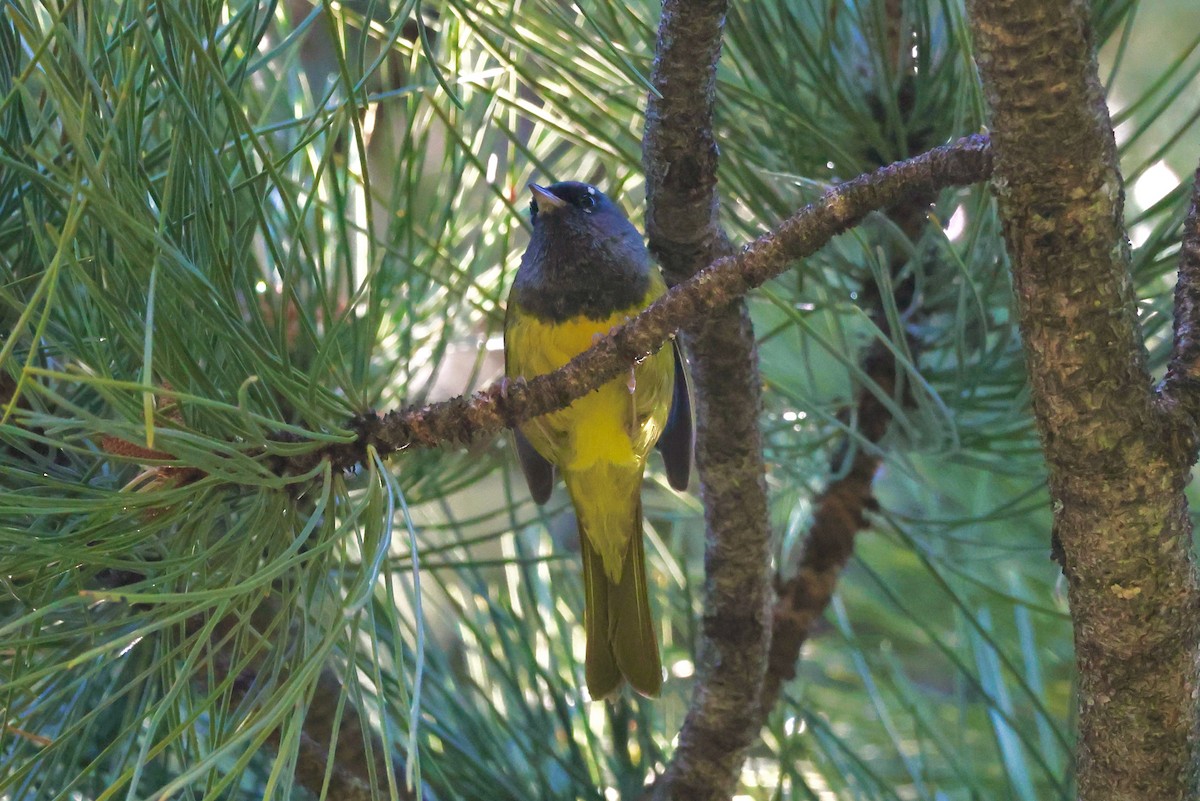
[503,180,693,699]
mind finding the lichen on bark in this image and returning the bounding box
[966,1,1200,797]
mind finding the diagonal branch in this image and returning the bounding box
[88,136,991,801]
[757,0,937,705]
[272,137,993,476]
[966,1,1200,799]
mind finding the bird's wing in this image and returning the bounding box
[655,339,693,491]
[513,426,555,504]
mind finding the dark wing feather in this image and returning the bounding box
[656,340,693,491]
[514,427,555,504]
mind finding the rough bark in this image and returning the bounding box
[640,0,773,798]
[966,1,1200,798]
[1164,167,1200,421]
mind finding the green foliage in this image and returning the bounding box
[0,0,1195,799]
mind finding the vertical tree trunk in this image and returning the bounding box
[642,2,773,797]
[965,1,1200,797]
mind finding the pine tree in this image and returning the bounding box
[1,1,1197,799]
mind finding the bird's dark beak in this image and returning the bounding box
[529,183,567,213]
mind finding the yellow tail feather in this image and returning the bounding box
[578,500,662,699]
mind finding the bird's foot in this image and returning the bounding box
[497,375,526,401]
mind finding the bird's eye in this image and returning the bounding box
[529,199,539,221]
[579,194,596,212]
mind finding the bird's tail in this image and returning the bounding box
[573,491,662,700]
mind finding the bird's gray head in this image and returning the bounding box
[512,181,652,322]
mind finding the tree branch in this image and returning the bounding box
[642,0,731,284]
[762,343,892,709]
[98,136,990,801]
[966,1,1200,798]
[273,137,993,476]
[265,135,991,798]
[282,139,993,795]
[639,0,772,798]
[763,152,938,710]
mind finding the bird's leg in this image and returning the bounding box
[497,375,527,402]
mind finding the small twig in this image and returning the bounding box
[289,670,422,801]
[93,570,420,801]
[205,599,420,800]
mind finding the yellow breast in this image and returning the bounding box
[503,281,673,473]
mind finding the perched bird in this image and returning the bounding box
[504,181,693,699]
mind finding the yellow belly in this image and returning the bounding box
[503,287,673,475]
